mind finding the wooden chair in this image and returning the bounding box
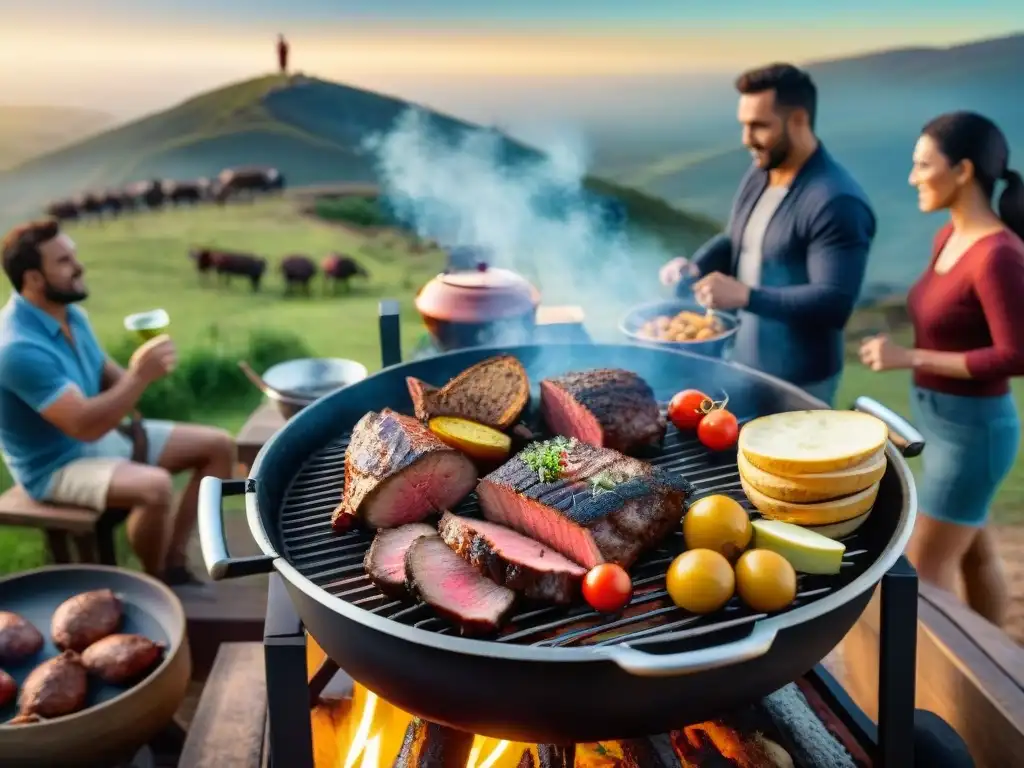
[0,485,129,565]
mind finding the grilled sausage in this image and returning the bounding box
[0,611,45,663]
[81,634,165,685]
[18,650,88,718]
[51,589,123,652]
[0,669,16,708]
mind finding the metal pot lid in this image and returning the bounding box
[415,264,540,323]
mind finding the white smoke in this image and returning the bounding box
[364,109,672,336]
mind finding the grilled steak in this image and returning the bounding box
[540,369,665,454]
[476,439,692,568]
[393,717,475,768]
[438,512,586,604]
[404,536,516,635]
[333,409,477,530]
[364,523,439,597]
[0,611,44,664]
[407,355,530,430]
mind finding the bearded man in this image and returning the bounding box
[0,219,235,583]
[659,64,876,406]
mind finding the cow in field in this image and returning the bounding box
[45,199,80,222]
[280,255,317,295]
[321,253,369,293]
[190,248,267,291]
[164,179,209,205]
[98,191,125,218]
[213,167,285,203]
[73,192,105,220]
[140,179,167,210]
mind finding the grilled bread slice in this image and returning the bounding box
[407,355,529,430]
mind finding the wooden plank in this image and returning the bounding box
[0,486,102,534]
[178,643,267,768]
[174,581,267,679]
[827,585,1024,768]
[236,403,285,468]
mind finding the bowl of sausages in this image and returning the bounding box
[619,298,740,359]
[0,565,190,768]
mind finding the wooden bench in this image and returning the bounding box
[178,642,268,768]
[0,485,129,565]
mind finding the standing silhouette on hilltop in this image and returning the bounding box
[277,34,289,75]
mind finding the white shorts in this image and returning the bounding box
[43,420,176,511]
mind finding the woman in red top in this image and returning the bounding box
[860,112,1024,626]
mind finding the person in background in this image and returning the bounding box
[0,220,237,585]
[859,112,1024,626]
[277,34,289,75]
[659,64,876,406]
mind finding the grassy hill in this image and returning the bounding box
[0,106,114,171]
[0,74,720,255]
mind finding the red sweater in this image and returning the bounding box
[907,223,1024,396]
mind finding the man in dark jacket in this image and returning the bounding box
[659,64,876,406]
[277,34,289,75]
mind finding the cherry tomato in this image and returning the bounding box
[698,408,739,451]
[668,389,712,430]
[582,564,633,613]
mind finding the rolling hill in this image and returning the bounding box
[0,106,114,170]
[0,74,719,254]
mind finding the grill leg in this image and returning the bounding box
[378,299,402,367]
[877,556,918,768]
[264,574,315,768]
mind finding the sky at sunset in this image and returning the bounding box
[2,1,1023,118]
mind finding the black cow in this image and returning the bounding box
[190,248,267,291]
[321,253,369,293]
[280,255,317,295]
[45,199,80,222]
[164,179,209,205]
[72,192,105,220]
[99,191,125,218]
[213,167,285,203]
[140,179,166,210]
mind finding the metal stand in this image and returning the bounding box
[379,299,402,368]
[877,555,918,768]
[264,574,315,768]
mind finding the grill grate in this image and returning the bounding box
[277,415,873,649]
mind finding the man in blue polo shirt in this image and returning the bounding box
[0,219,236,584]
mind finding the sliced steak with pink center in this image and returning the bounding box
[364,523,439,597]
[476,439,692,569]
[438,512,587,604]
[540,369,665,454]
[332,408,477,531]
[404,536,517,635]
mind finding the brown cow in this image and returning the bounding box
[214,167,285,204]
[321,253,369,294]
[281,255,317,295]
[45,199,79,222]
[189,248,267,292]
[74,192,105,220]
[163,179,209,205]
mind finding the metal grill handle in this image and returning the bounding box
[607,624,778,677]
[852,396,925,458]
[198,477,276,580]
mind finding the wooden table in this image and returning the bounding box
[236,403,285,469]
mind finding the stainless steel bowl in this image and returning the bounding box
[620,298,740,359]
[261,358,369,419]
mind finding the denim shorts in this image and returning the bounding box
[910,387,1019,527]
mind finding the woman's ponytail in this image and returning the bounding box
[999,168,1024,241]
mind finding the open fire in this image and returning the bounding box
[306,638,869,768]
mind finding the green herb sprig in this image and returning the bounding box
[522,436,574,483]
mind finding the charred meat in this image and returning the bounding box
[405,536,516,635]
[333,409,477,531]
[540,369,665,454]
[18,650,88,719]
[438,512,586,604]
[407,355,530,430]
[81,633,165,685]
[364,523,439,598]
[0,669,16,708]
[51,589,123,652]
[0,611,44,664]
[393,717,475,768]
[477,438,692,569]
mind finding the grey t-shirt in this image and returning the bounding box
[736,185,789,287]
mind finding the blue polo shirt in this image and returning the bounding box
[0,294,105,499]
